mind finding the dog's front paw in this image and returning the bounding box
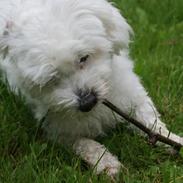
[73,138,121,177]
[104,163,121,177]
[95,153,121,177]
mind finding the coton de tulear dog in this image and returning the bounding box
[0,0,182,176]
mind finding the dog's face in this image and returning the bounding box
[31,21,114,113]
[1,0,132,115]
[40,37,113,113]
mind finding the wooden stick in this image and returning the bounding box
[103,100,182,151]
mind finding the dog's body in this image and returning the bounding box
[0,0,182,176]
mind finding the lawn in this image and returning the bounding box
[0,0,183,182]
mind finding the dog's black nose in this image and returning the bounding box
[78,90,98,112]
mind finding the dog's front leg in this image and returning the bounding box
[73,138,121,176]
[111,54,183,146]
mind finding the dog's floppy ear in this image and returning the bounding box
[89,1,133,54]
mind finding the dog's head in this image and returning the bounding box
[1,0,132,116]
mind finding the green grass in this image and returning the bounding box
[0,0,183,182]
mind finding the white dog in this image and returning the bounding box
[0,0,182,176]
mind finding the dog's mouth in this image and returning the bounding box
[77,89,98,113]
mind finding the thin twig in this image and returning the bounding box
[103,100,182,151]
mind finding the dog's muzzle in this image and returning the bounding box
[77,90,98,112]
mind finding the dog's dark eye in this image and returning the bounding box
[80,55,89,63]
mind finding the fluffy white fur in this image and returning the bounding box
[0,0,182,176]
